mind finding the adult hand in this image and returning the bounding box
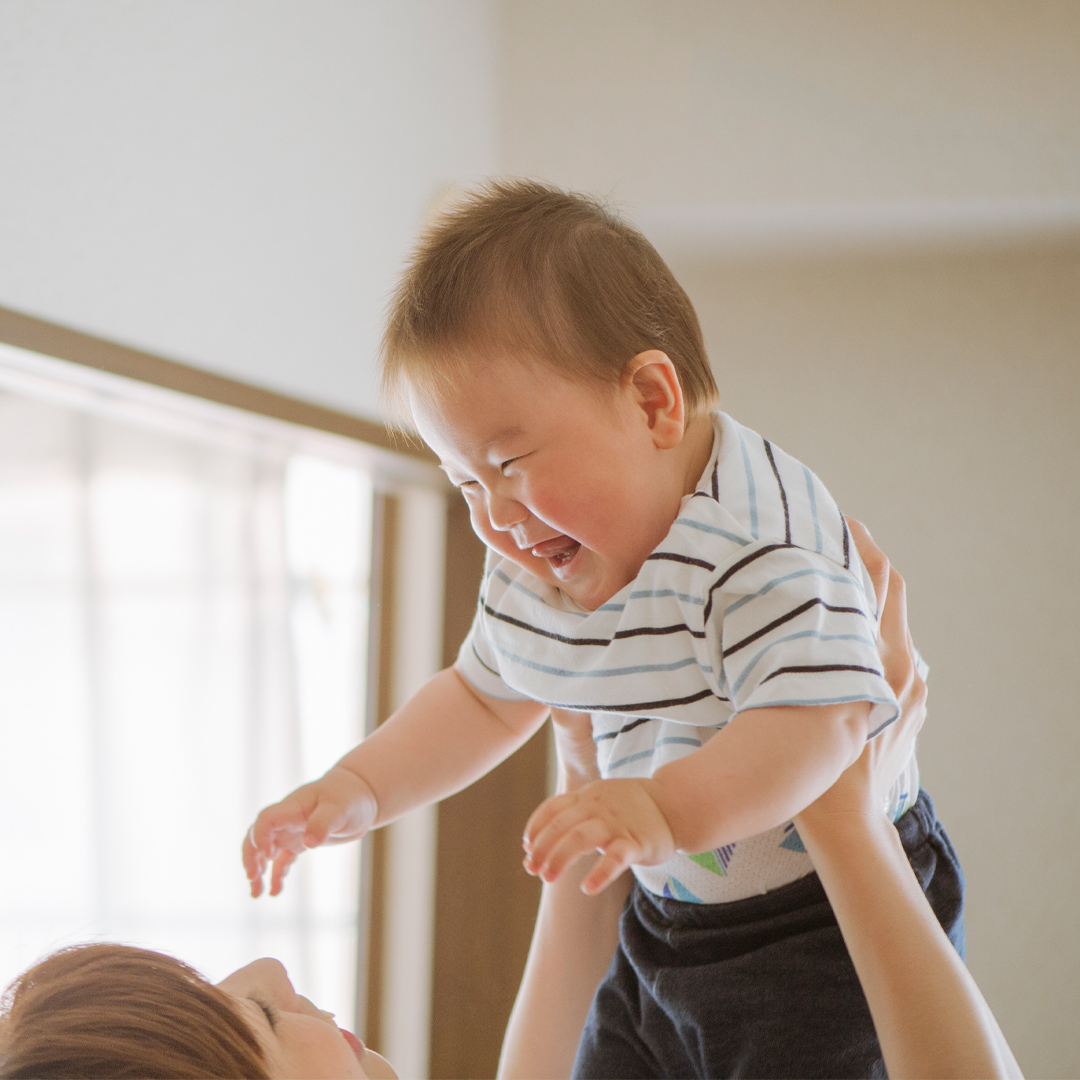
[548,706,601,792]
[794,521,1023,1080]
[798,518,926,822]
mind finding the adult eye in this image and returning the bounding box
[251,995,279,1030]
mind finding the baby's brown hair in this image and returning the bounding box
[381,179,719,424]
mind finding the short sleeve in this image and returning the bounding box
[454,603,533,702]
[708,543,899,736]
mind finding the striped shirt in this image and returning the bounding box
[457,411,921,902]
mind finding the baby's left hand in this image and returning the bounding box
[523,778,676,894]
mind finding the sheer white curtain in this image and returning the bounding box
[0,364,372,1021]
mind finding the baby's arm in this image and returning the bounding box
[523,698,870,894]
[245,666,548,896]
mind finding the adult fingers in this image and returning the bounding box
[879,564,926,740]
[845,517,889,629]
[878,565,915,692]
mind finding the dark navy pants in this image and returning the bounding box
[572,791,965,1079]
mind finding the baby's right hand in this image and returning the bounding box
[242,766,378,897]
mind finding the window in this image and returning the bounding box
[0,337,439,1030]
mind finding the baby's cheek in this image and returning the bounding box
[468,511,525,564]
[534,486,607,543]
[464,502,496,544]
[468,508,505,551]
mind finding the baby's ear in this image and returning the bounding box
[626,351,685,448]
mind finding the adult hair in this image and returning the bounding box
[0,943,270,1079]
[381,178,719,425]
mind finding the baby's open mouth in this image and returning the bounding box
[530,535,581,567]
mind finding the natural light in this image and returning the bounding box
[0,377,373,1023]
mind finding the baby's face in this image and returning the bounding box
[411,357,684,610]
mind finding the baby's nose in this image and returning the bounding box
[487,492,528,530]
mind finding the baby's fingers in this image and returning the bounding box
[525,815,615,881]
[269,849,299,897]
[248,792,314,853]
[581,839,636,895]
[244,804,312,898]
[242,830,269,897]
[523,792,576,852]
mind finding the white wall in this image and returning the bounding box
[498,0,1080,208]
[677,247,1080,1079]
[496,5,1080,1076]
[0,0,497,420]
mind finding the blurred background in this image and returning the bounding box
[1,3,1078,1077]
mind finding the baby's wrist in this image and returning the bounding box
[326,763,379,813]
[632,777,679,850]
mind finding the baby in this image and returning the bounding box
[244,180,962,1078]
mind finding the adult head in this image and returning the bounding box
[0,943,395,1079]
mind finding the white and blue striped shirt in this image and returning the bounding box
[457,411,920,902]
